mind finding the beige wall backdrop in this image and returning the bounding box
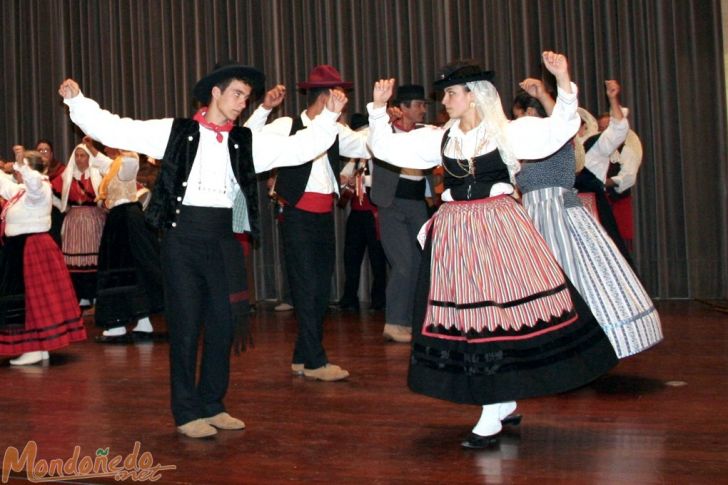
[0,0,726,300]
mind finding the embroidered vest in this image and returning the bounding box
[145,119,259,237]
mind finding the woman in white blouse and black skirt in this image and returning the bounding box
[367,52,618,448]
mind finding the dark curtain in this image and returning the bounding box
[1,0,725,299]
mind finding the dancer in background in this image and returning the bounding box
[81,138,164,343]
[0,148,86,365]
[53,143,106,308]
[513,80,662,359]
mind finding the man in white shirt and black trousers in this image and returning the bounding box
[58,62,348,439]
[247,65,370,382]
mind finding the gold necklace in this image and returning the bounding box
[442,128,490,179]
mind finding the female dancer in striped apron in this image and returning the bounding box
[367,52,618,448]
[0,150,86,365]
[52,144,106,306]
[513,83,662,359]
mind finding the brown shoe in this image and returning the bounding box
[303,364,350,381]
[291,363,304,376]
[382,324,412,343]
[177,419,218,438]
[203,412,245,430]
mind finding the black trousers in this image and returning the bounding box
[281,205,335,369]
[161,207,239,426]
[340,209,387,308]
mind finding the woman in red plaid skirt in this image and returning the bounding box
[0,149,86,365]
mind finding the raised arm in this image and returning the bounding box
[243,84,286,130]
[508,52,580,160]
[59,79,172,160]
[519,78,556,116]
[250,89,347,173]
[365,78,443,169]
[589,81,630,159]
[83,135,114,174]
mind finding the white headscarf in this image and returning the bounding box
[466,80,519,183]
[59,143,103,212]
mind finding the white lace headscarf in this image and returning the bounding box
[59,143,102,212]
[465,80,519,183]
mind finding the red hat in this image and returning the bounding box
[297,65,353,90]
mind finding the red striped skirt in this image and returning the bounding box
[423,195,575,342]
[0,233,86,355]
[61,205,106,267]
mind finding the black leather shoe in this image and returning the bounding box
[95,334,134,344]
[461,432,499,449]
[501,414,522,426]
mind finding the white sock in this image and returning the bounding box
[102,326,127,337]
[132,317,153,333]
[79,298,91,307]
[472,403,504,437]
[499,401,517,419]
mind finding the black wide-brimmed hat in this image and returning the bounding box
[433,61,494,90]
[392,84,429,104]
[193,61,265,105]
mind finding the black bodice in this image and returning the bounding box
[440,129,511,201]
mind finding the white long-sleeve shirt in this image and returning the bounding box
[366,83,580,199]
[608,130,642,193]
[367,83,580,168]
[584,111,630,183]
[64,93,341,208]
[0,165,52,236]
[246,109,371,195]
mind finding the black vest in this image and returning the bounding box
[144,119,259,237]
[274,116,339,206]
[440,128,510,201]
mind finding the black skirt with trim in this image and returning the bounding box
[94,202,164,328]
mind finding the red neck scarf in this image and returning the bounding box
[193,108,234,143]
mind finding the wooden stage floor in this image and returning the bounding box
[1,300,727,484]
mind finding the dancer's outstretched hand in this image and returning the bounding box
[262,84,286,110]
[542,51,568,78]
[519,78,546,99]
[604,80,621,100]
[326,89,348,113]
[373,78,395,108]
[58,79,81,99]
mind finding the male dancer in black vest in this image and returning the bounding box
[248,65,370,381]
[59,63,347,438]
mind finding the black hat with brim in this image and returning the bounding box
[433,62,495,90]
[392,84,430,104]
[193,62,265,105]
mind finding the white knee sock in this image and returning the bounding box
[132,317,153,333]
[472,403,503,437]
[102,326,127,337]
